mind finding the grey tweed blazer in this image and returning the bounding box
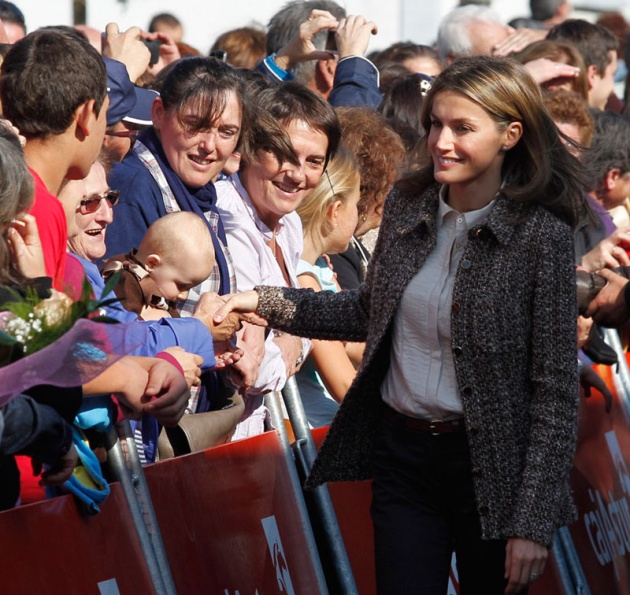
[257,183,579,546]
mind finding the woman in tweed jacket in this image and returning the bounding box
[215,56,587,594]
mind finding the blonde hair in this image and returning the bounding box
[297,146,360,239]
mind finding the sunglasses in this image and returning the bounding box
[105,130,139,142]
[79,190,120,214]
[209,50,228,62]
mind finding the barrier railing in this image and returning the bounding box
[3,347,630,594]
[281,376,358,595]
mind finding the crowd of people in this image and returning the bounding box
[2,0,630,592]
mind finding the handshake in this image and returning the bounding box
[576,267,630,326]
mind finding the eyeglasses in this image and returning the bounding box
[105,130,139,142]
[209,50,228,62]
[79,190,120,214]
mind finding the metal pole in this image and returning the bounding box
[265,393,329,594]
[115,421,177,594]
[557,526,592,595]
[603,328,630,420]
[551,534,576,595]
[281,376,358,595]
[106,425,170,595]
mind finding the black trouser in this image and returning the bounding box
[371,409,509,595]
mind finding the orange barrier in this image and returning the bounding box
[544,361,630,595]
[0,483,155,594]
[2,360,630,594]
[143,430,322,594]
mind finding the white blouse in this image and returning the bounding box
[382,186,494,421]
[216,173,310,396]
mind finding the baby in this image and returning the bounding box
[103,212,215,321]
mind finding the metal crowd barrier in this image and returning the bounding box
[280,377,359,594]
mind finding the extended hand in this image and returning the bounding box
[335,14,378,59]
[492,28,545,57]
[582,228,630,271]
[102,22,150,83]
[274,9,339,71]
[213,291,266,326]
[523,58,580,85]
[194,292,242,341]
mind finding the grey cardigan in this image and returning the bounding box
[256,184,579,546]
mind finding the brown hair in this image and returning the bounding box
[156,56,252,157]
[399,55,587,227]
[543,89,594,148]
[211,27,266,70]
[514,39,589,100]
[254,81,341,165]
[1,28,107,140]
[335,107,405,221]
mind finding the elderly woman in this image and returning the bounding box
[59,160,247,459]
[215,81,340,437]
[215,56,587,594]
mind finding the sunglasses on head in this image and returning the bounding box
[79,190,120,214]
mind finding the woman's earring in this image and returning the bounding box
[501,145,509,152]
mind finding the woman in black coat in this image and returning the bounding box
[214,56,587,594]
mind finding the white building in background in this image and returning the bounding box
[15,0,628,55]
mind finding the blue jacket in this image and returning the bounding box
[105,153,169,260]
[79,256,216,370]
[257,55,381,108]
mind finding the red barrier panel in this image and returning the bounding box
[550,362,630,595]
[143,430,322,595]
[2,362,628,595]
[0,483,155,594]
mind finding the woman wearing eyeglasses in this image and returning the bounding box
[60,160,241,462]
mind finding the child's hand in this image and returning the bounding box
[213,342,244,368]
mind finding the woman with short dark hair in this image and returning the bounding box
[215,81,340,437]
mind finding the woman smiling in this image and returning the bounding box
[105,57,248,299]
[213,56,588,592]
[104,57,250,418]
[215,82,340,437]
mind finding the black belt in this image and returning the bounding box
[382,403,465,435]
